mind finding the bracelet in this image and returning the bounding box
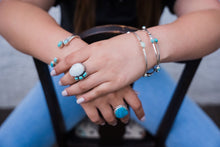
[57,34,79,48]
[50,57,58,67]
[131,32,150,77]
[142,26,161,75]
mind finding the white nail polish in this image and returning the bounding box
[141,116,146,121]
[58,81,63,86]
[50,70,56,76]
[62,90,68,96]
[100,122,105,126]
[112,122,117,126]
[76,97,85,104]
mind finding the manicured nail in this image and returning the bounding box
[112,122,117,126]
[50,70,56,76]
[76,97,85,104]
[100,122,105,126]
[62,90,68,96]
[124,120,129,124]
[135,90,140,95]
[58,81,63,86]
[141,116,146,122]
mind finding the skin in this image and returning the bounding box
[1,0,220,125]
[0,0,145,125]
[53,0,220,103]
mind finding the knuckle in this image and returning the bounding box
[64,56,73,66]
[78,82,88,92]
[87,113,100,124]
[133,101,142,112]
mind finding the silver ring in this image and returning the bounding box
[114,105,129,119]
[69,63,87,80]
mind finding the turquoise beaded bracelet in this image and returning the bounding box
[50,57,58,67]
[142,26,161,76]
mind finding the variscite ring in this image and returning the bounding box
[69,63,87,81]
[114,105,129,119]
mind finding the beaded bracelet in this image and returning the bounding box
[50,57,58,67]
[142,26,161,75]
[57,35,79,48]
[131,32,149,77]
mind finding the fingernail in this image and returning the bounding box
[62,90,68,96]
[112,122,117,126]
[100,122,105,126]
[135,90,140,95]
[76,97,85,104]
[141,116,146,122]
[58,81,63,86]
[50,70,56,76]
[124,120,129,124]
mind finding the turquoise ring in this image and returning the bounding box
[114,105,129,119]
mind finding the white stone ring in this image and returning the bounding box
[69,63,87,81]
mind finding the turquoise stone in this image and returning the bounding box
[75,77,79,80]
[150,39,154,43]
[115,107,128,118]
[82,72,87,77]
[57,41,63,48]
[79,76,83,80]
[63,39,68,45]
[154,38,158,43]
[50,61,54,67]
[140,41,146,48]
[53,58,58,63]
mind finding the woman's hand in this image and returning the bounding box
[52,32,151,103]
[80,86,145,125]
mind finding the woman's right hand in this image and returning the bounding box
[79,85,145,126]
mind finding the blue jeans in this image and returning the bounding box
[0,68,219,147]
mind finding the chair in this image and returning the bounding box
[33,25,201,147]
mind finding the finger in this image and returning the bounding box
[76,82,114,104]
[51,48,90,76]
[124,88,145,121]
[82,104,105,125]
[62,72,105,97]
[98,104,117,126]
[110,96,130,124]
[59,60,97,86]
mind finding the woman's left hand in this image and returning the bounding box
[52,32,148,103]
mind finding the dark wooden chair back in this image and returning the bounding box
[33,25,201,147]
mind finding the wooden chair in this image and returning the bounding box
[33,25,201,147]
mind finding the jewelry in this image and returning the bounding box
[69,63,87,81]
[50,57,58,67]
[114,105,129,119]
[57,35,79,48]
[142,26,161,76]
[132,32,150,77]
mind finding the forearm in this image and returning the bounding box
[138,9,220,67]
[0,1,86,64]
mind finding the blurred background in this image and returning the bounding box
[0,6,219,127]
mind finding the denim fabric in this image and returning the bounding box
[0,68,219,147]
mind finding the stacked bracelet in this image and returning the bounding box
[57,35,79,48]
[142,26,161,76]
[131,32,150,77]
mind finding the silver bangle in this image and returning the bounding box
[142,26,161,75]
[131,32,150,77]
[57,35,79,48]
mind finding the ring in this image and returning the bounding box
[114,105,129,119]
[69,63,87,81]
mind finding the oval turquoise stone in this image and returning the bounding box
[115,107,128,118]
[79,76,83,80]
[82,72,87,77]
[57,41,63,47]
[63,39,68,45]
